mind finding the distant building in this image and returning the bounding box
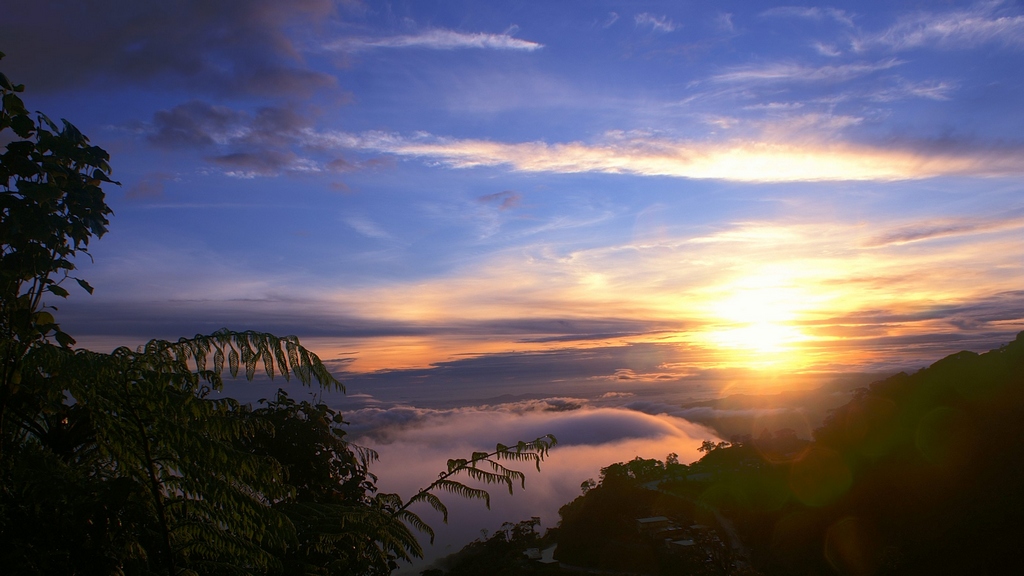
[636,516,671,533]
[670,539,696,548]
[539,545,558,564]
[524,545,559,565]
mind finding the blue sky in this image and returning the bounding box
[4,0,1024,393]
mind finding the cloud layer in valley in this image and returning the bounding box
[342,399,717,571]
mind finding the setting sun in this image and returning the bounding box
[705,322,808,357]
[694,275,815,368]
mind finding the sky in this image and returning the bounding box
[4,0,1023,384]
[6,0,1024,567]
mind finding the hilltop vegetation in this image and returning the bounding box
[777,331,1024,574]
[433,332,1024,575]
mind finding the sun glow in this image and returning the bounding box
[696,274,816,369]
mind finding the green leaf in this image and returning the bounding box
[228,348,240,377]
[91,168,115,183]
[47,284,70,297]
[37,112,58,132]
[10,113,34,138]
[3,92,27,114]
[61,119,85,144]
[75,278,95,294]
[54,330,76,347]
[34,311,55,325]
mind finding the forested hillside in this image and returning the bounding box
[434,333,1024,575]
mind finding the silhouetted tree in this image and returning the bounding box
[1,56,556,575]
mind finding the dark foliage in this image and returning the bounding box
[661,333,1024,575]
[805,332,1024,575]
[431,518,556,576]
[1,57,555,576]
[452,332,1024,576]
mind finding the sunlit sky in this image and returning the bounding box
[5,0,1024,392]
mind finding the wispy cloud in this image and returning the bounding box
[593,368,681,383]
[761,6,855,27]
[635,13,678,33]
[858,2,1024,51]
[710,58,903,84]
[478,190,522,211]
[742,102,806,111]
[714,13,735,33]
[139,101,393,178]
[813,42,843,57]
[330,28,543,51]
[864,212,1024,247]
[209,150,320,178]
[865,79,956,101]
[326,129,1024,182]
[143,100,321,177]
[344,216,392,239]
[126,172,176,200]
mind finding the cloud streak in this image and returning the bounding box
[635,13,678,33]
[859,2,1024,51]
[138,100,391,178]
[478,190,522,211]
[710,59,903,84]
[327,130,1024,182]
[331,29,543,51]
[761,7,855,27]
[863,212,1024,247]
[344,216,392,239]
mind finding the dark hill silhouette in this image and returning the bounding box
[432,332,1024,576]
[806,331,1024,575]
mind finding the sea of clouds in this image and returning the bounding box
[344,396,720,572]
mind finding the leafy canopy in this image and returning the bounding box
[0,53,555,575]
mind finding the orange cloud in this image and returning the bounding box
[314,216,1024,373]
[335,131,1024,182]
